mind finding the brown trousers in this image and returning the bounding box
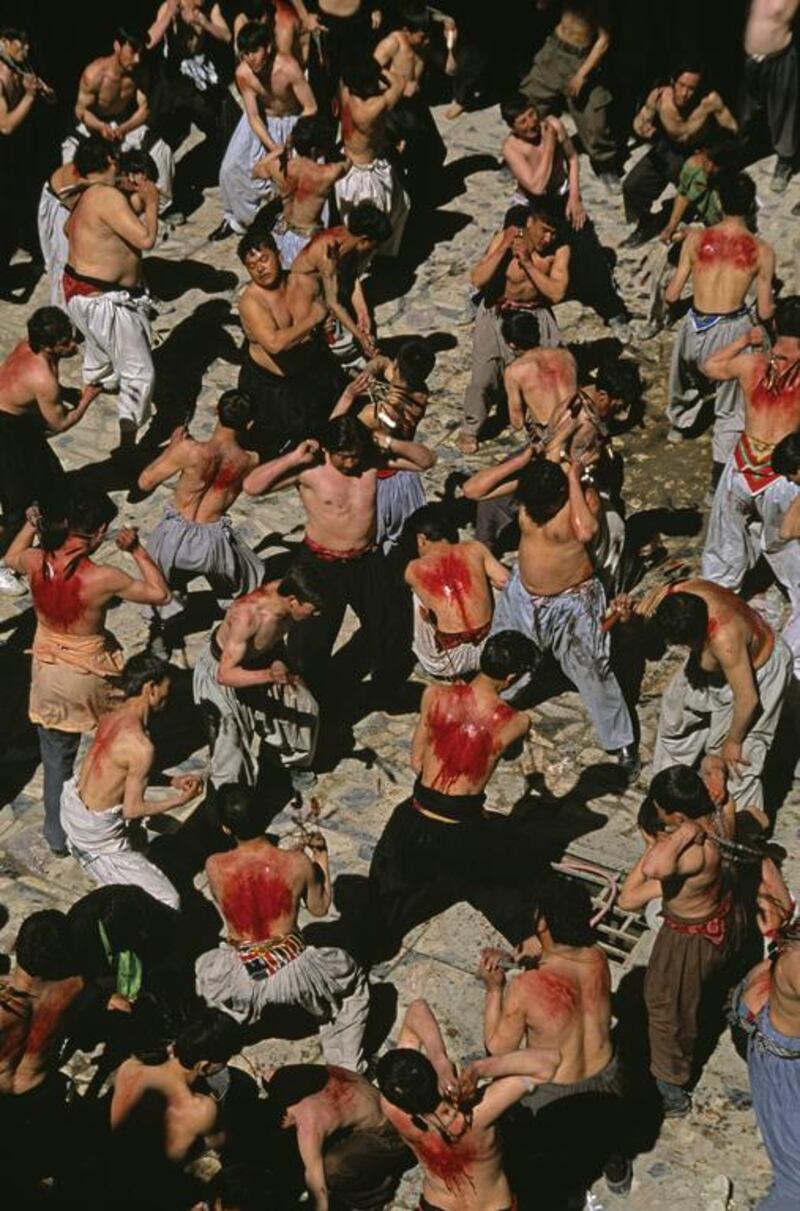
[519,35,616,167]
[644,900,746,1086]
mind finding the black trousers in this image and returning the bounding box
[740,42,800,162]
[238,346,345,458]
[622,143,685,224]
[368,790,545,960]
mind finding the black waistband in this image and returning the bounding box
[64,263,146,297]
[412,778,486,821]
[689,303,749,319]
[210,628,223,661]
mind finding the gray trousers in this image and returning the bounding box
[462,302,561,438]
[520,34,616,168]
[667,308,751,465]
[653,640,792,808]
[492,566,634,751]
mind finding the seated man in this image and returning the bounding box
[404,504,508,680]
[195,784,370,1071]
[261,1062,413,1210]
[137,390,264,656]
[192,565,323,791]
[479,877,631,1206]
[63,27,174,213]
[60,652,204,909]
[376,998,560,1211]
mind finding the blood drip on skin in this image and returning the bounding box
[416,1134,476,1193]
[416,551,474,630]
[324,1069,356,1112]
[697,230,757,271]
[751,372,800,415]
[706,591,769,649]
[85,714,124,776]
[340,102,354,143]
[428,686,514,790]
[293,172,311,206]
[219,856,294,938]
[212,461,242,491]
[31,560,86,629]
[532,969,579,1020]
[25,980,80,1056]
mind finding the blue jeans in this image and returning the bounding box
[36,726,81,852]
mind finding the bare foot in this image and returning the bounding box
[445,102,464,120]
[457,432,479,455]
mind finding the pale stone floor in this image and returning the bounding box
[1,102,799,1209]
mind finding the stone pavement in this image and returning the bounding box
[1,99,799,1210]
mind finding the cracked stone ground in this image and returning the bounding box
[1,101,799,1209]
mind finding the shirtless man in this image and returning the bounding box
[500,94,629,339]
[111,1009,241,1163]
[215,21,316,239]
[368,630,544,960]
[192,566,323,790]
[263,1063,412,1210]
[376,998,560,1211]
[460,201,570,454]
[642,578,793,808]
[519,1,619,184]
[195,783,369,1069]
[701,297,800,650]
[0,912,84,1186]
[63,135,158,455]
[618,765,754,1116]
[252,113,348,266]
[37,139,111,309]
[405,504,508,680]
[736,919,800,1207]
[137,390,263,655]
[742,0,800,192]
[335,59,408,257]
[244,415,433,694]
[622,65,738,247]
[64,29,174,213]
[0,307,96,580]
[665,171,775,483]
[236,227,344,457]
[5,492,170,855]
[479,877,631,1204]
[468,457,638,773]
[310,0,382,109]
[0,27,51,290]
[290,202,391,367]
[59,651,203,907]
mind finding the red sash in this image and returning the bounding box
[733,434,781,495]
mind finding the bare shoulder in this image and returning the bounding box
[235,60,255,90]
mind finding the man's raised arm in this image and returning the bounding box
[244,438,320,497]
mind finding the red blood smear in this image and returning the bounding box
[219,856,294,939]
[324,1069,355,1111]
[706,616,720,641]
[86,714,123,776]
[533,969,578,1020]
[697,230,757,270]
[26,980,79,1055]
[293,172,311,205]
[416,1134,476,1193]
[428,686,514,790]
[341,102,353,143]
[751,376,800,415]
[212,461,242,491]
[415,551,474,630]
[31,561,86,629]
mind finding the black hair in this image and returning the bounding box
[515,459,569,524]
[594,357,641,407]
[671,62,703,81]
[73,135,117,177]
[238,227,278,263]
[480,630,541,680]
[408,503,459,544]
[639,764,715,833]
[291,112,337,160]
[265,1063,330,1112]
[503,203,531,231]
[501,310,540,350]
[500,93,537,127]
[701,129,739,168]
[346,201,392,246]
[118,651,171,699]
[772,429,800,478]
[174,1009,242,1068]
[39,489,118,552]
[319,414,371,457]
[776,295,800,339]
[16,910,77,980]
[654,591,708,648]
[375,1048,440,1114]
[277,563,325,611]
[237,20,272,52]
[0,28,28,41]
[396,339,435,388]
[217,389,255,433]
[531,876,596,947]
[400,4,433,34]
[118,148,158,182]
[116,27,145,51]
[207,1164,274,1211]
[342,59,387,99]
[715,170,756,218]
[215,783,269,841]
[27,306,73,353]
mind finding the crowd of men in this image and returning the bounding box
[0,1,799,1209]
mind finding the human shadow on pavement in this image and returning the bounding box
[0,610,38,810]
[144,255,238,302]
